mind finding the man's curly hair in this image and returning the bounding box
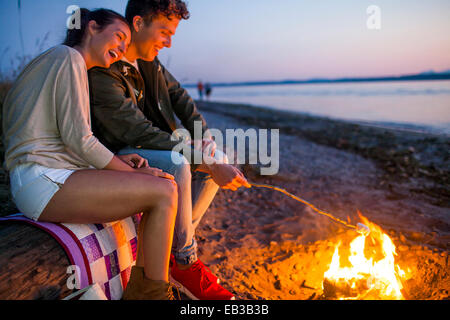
[125,0,190,25]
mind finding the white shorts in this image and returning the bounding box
[10,163,75,221]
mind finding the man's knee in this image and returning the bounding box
[170,152,192,182]
[170,151,189,166]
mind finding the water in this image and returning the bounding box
[188,80,450,135]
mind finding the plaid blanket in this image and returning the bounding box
[0,213,142,300]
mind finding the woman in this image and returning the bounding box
[2,9,177,300]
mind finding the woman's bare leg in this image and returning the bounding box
[39,169,178,281]
[135,212,148,268]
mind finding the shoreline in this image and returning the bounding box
[183,73,450,88]
[196,100,450,207]
[199,98,450,136]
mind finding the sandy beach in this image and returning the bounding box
[193,100,449,300]
[0,99,448,300]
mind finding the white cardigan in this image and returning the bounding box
[3,45,114,171]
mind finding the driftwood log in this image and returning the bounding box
[0,222,74,300]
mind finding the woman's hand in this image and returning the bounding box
[105,153,175,180]
[118,153,149,168]
[135,167,175,180]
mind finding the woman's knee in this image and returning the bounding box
[152,178,178,213]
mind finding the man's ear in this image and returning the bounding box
[132,15,144,32]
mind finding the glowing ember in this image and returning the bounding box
[322,214,406,300]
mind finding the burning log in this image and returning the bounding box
[0,222,73,299]
[322,277,371,299]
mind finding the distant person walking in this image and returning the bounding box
[205,82,212,100]
[197,80,204,100]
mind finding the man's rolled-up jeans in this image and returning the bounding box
[118,147,228,266]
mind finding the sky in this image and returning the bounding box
[0,0,449,83]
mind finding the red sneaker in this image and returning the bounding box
[170,254,220,284]
[170,259,235,300]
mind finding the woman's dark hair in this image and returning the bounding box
[63,8,130,47]
[125,0,190,26]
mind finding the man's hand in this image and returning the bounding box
[209,163,251,191]
[201,139,216,157]
[118,153,149,168]
[191,139,216,157]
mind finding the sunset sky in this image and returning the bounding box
[1,0,449,83]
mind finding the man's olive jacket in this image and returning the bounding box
[88,57,208,165]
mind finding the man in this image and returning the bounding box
[88,0,250,300]
[205,82,212,100]
[197,81,204,100]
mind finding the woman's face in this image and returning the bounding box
[89,19,131,68]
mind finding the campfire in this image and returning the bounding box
[250,183,414,300]
[322,213,407,300]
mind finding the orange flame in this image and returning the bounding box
[323,213,405,300]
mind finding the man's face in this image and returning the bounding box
[133,14,180,61]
